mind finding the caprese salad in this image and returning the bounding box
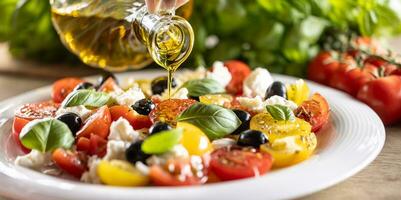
[12,60,330,186]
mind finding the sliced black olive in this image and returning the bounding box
[231,109,251,135]
[265,81,287,99]
[125,140,150,164]
[56,113,82,136]
[151,76,177,95]
[132,99,155,115]
[149,122,173,135]
[237,130,268,148]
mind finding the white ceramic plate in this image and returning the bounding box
[0,71,385,200]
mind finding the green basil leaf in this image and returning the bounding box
[266,104,295,121]
[182,78,225,97]
[19,118,74,153]
[62,89,112,108]
[142,128,183,154]
[177,103,241,140]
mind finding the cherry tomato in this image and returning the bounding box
[76,134,107,157]
[250,113,312,142]
[357,76,401,125]
[76,106,111,139]
[98,77,120,92]
[295,93,330,132]
[177,122,213,156]
[224,60,251,95]
[13,101,59,153]
[52,148,87,178]
[307,51,339,85]
[342,66,375,96]
[210,148,272,181]
[149,99,197,125]
[149,158,205,186]
[97,160,149,186]
[52,78,84,103]
[328,56,356,91]
[109,105,152,130]
[260,132,317,168]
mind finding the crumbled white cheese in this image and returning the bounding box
[272,136,303,153]
[135,162,150,175]
[265,95,298,110]
[236,96,266,113]
[108,118,140,142]
[56,105,93,121]
[103,140,130,161]
[146,144,189,166]
[14,150,50,170]
[243,67,273,98]
[81,156,101,184]
[206,61,232,87]
[175,67,207,85]
[120,77,138,90]
[212,138,236,149]
[161,87,189,100]
[110,85,145,107]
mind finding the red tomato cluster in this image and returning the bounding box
[308,40,401,125]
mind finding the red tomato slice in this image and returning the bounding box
[76,106,111,139]
[98,77,120,92]
[52,148,87,178]
[223,60,251,95]
[52,78,84,103]
[149,99,197,125]
[210,148,272,181]
[295,93,330,132]
[76,134,107,157]
[13,101,59,153]
[149,159,204,186]
[109,105,153,130]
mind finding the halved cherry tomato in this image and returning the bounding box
[52,148,87,178]
[76,106,111,139]
[98,160,149,186]
[295,93,330,132]
[98,77,120,92]
[52,78,84,103]
[109,105,152,130]
[210,148,272,181]
[149,158,205,186]
[13,101,59,153]
[149,99,197,125]
[224,60,251,95]
[177,122,213,156]
[76,134,107,157]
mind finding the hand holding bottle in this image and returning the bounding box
[145,0,189,14]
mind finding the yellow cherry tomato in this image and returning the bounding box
[250,113,311,142]
[97,160,149,186]
[260,132,317,168]
[286,79,310,105]
[177,122,213,156]
[199,94,233,106]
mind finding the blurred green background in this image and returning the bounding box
[1,0,401,77]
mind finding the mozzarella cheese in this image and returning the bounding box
[265,95,298,110]
[103,140,130,161]
[14,150,50,170]
[110,86,145,107]
[206,61,232,87]
[81,156,101,184]
[211,138,236,149]
[146,144,189,166]
[161,87,189,100]
[56,105,93,121]
[108,118,140,142]
[243,67,273,98]
[236,96,266,113]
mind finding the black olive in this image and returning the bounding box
[151,76,177,95]
[189,96,200,101]
[125,140,151,164]
[74,82,95,91]
[231,109,251,135]
[265,81,287,99]
[56,113,82,136]
[97,71,118,86]
[237,130,268,148]
[132,99,155,115]
[149,122,172,135]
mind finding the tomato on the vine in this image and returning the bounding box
[209,148,272,181]
[307,51,339,85]
[52,78,84,103]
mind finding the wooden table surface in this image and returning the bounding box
[0,42,400,199]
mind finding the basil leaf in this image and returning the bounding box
[62,89,112,108]
[19,118,74,153]
[177,103,241,140]
[266,104,295,121]
[142,128,183,154]
[182,79,225,97]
